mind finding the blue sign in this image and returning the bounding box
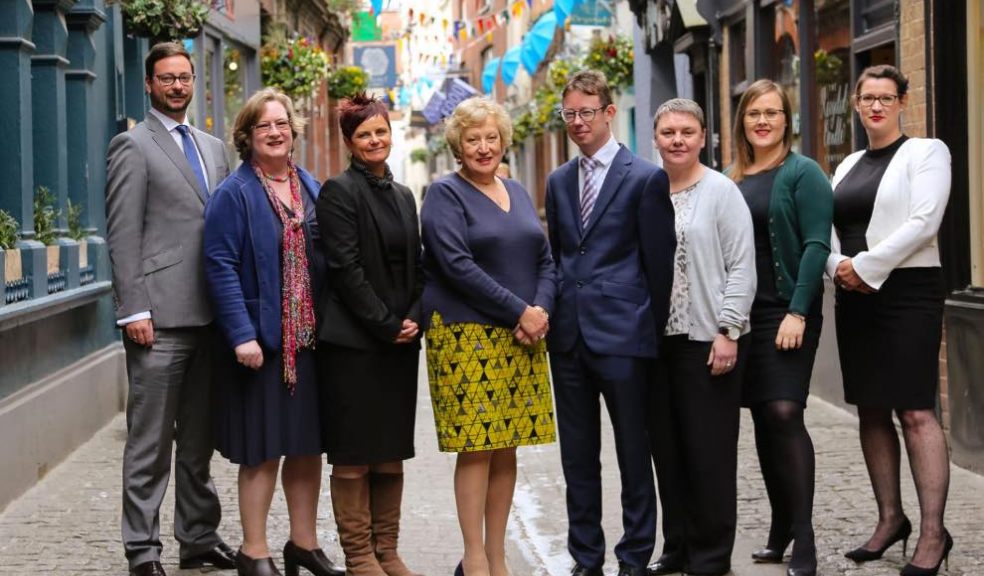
[571,0,612,26]
[354,45,397,88]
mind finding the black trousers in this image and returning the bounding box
[550,338,657,570]
[648,335,746,574]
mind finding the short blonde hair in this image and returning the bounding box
[654,98,706,130]
[232,88,307,161]
[444,97,513,160]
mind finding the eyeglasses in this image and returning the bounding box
[744,109,785,123]
[857,94,899,107]
[557,106,607,124]
[155,73,195,86]
[253,119,292,134]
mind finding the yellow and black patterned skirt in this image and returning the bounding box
[425,312,556,453]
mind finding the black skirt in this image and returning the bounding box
[835,267,944,409]
[318,343,419,465]
[214,347,324,467]
[741,302,823,407]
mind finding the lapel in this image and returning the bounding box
[563,159,583,236]
[189,127,215,202]
[392,184,418,293]
[582,145,631,238]
[348,168,393,284]
[145,113,207,205]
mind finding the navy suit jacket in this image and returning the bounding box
[203,162,324,352]
[545,144,676,358]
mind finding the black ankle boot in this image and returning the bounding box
[282,541,344,576]
[236,550,283,576]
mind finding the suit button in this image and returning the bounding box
[576,281,584,288]
[579,247,586,255]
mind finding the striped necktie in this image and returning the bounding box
[579,155,601,226]
[175,124,209,197]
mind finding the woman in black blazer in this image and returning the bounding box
[315,92,423,576]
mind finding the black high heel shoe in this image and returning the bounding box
[845,517,913,562]
[899,529,953,576]
[282,541,344,576]
[752,536,792,563]
[454,561,464,576]
[786,530,817,576]
[236,550,283,576]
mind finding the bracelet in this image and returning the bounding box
[533,305,549,319]
[788,312,806,321]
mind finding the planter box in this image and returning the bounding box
[46,245,59,275]
[3,248,21,282]
[79,241,88,269]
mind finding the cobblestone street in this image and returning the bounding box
[1,359,982,575]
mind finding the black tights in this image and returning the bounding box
[752,400,817,567]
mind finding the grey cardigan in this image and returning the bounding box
[672,167,756,341]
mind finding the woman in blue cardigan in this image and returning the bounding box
[730,79,833,576]
[204,89,341,576]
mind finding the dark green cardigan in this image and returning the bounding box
[760,152,833,315]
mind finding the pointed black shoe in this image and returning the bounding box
[845,517,912,563]
[647,553,685,575]
[236,550,283,576]
[899,529,952,576]
[283,541,344,576]
[752,543,790,564]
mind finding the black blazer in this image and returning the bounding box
[315,167,423,350]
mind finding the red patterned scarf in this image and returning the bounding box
[252,160,316,394]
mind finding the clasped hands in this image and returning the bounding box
[834,258,875,294]
[513,305,549,347]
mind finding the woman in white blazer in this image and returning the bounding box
[828,65,952,576]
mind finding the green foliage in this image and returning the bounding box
[261,32,331,103]
[33,186,59,246]
[814,49,845,85]
[410,148,430,164]
[326,66,370,100]
[112,0,209,41]
[67,199,86,242]
[325,0,361,18]
[584,35,634,92]
[0,209,19,250]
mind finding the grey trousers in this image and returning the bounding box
[121,327,223,568]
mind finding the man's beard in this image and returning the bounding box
[151,91,191,114]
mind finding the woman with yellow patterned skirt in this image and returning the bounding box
[421,97,557,576]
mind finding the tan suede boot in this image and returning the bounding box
[330,475,387,576]
[369,473,422,576]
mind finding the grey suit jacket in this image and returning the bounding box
[105,112,230,329]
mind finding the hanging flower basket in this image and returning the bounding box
[261,35,331,103]
[326,66,370,100]
[585,35,634,93]
[114,0,210,41]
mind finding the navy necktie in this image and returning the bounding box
[175,124,209,197]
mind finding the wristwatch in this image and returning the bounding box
[718,325,741,341]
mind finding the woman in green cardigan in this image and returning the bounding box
[730,79,833,576]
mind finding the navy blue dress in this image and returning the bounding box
[213,192,324,467]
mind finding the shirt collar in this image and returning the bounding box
[149,107,188,133]
[587,135,620,167]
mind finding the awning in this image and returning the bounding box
[500,45,522,87]
[482,56,501,93]
[520,11,557,74]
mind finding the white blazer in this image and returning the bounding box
[826,137,951,290]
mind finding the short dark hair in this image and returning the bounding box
[855,64,909,96]
[145,42,194,79]
[338,92,390,141]
[562,70,613,108]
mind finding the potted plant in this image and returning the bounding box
[111,0,210,41]
[67,199,88,268]
[0,208,20,303]
[34,186,60,275]
[584,34,634,93]
[326,65,370,100]
[261,33,332,103]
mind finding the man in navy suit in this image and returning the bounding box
[545,70,676,576]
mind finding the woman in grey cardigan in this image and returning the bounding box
[646,99,756,576]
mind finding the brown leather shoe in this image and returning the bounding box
[130,560,166,576]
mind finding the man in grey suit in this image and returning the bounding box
[105,42,235,576]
